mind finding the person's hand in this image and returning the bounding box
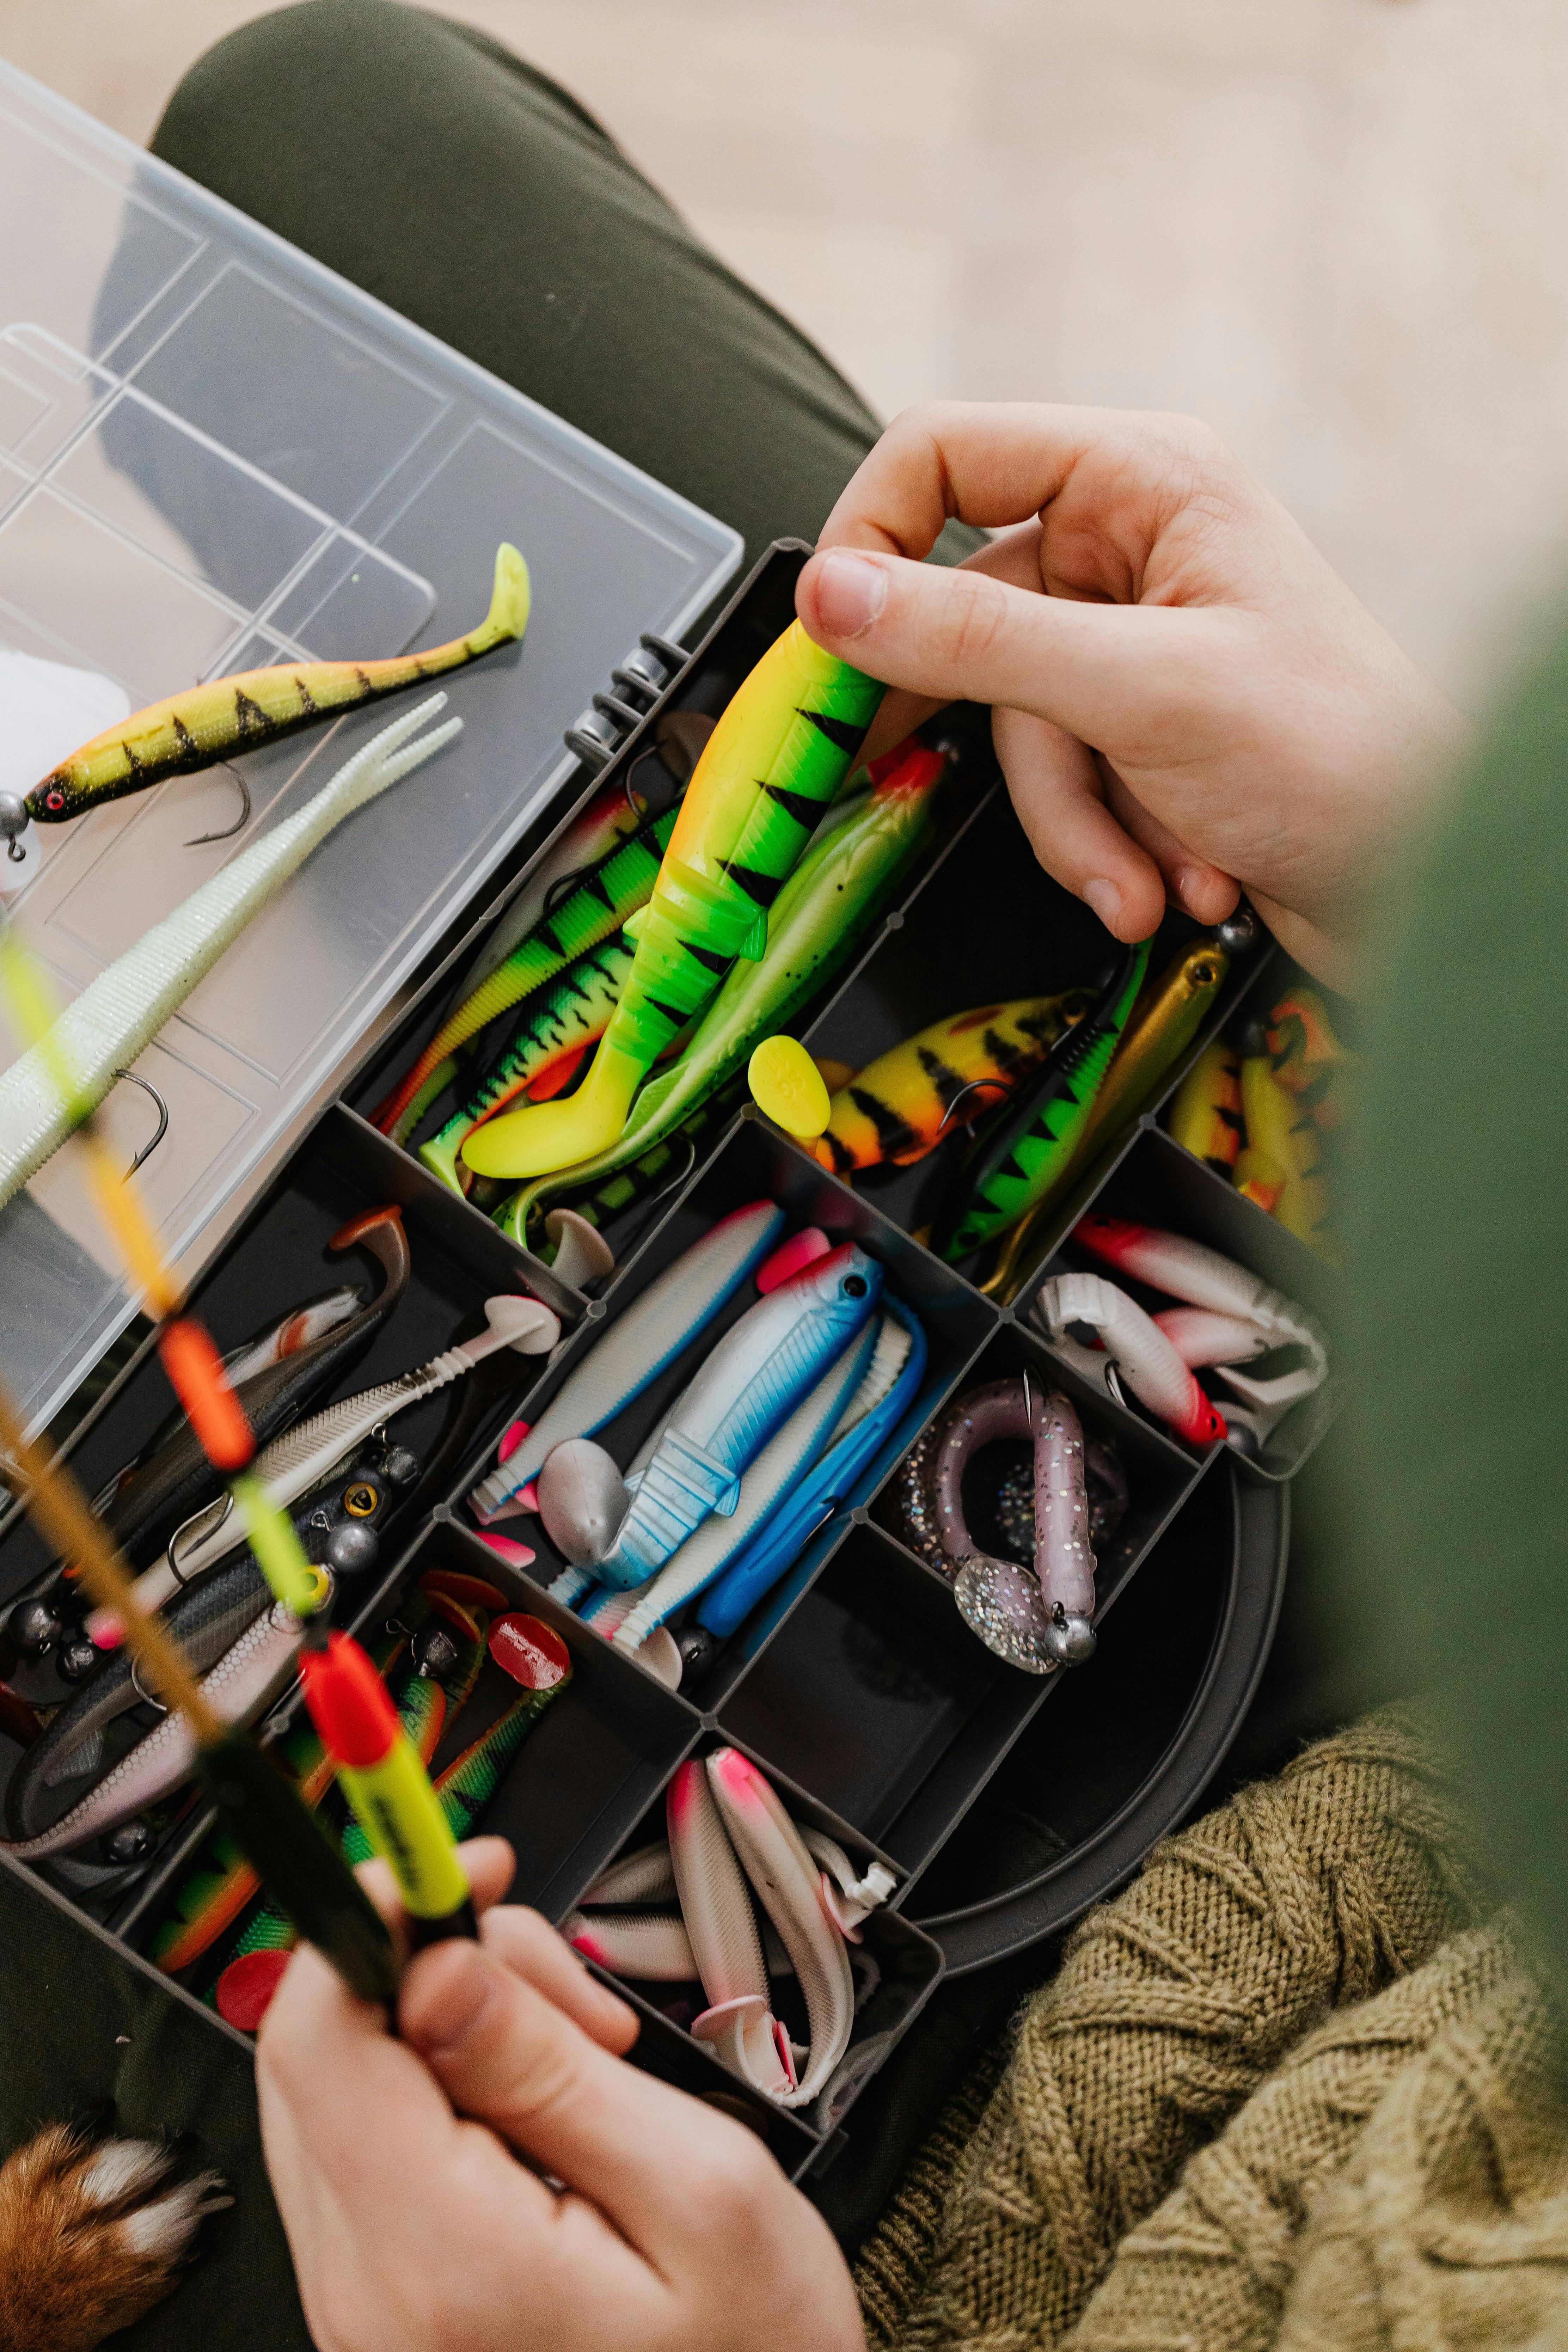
[256,1839,864,2352]
[798,403,1470,984]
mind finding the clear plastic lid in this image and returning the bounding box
[0,64,742,1433]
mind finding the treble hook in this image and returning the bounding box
[184,761,251,849]
[113,1068,169,1178]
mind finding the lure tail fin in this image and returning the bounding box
[474,541,531,651]
[460,1036,644,1179]
[323,696,463,833]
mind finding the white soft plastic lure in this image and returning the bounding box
[469,1200,785,1522]
[89,1295,558,1642]
[703,1747,858,2109]
[1033,1272,1229,1446]
[0,696,461,1211]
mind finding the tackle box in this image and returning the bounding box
[0,60,742,1440]
[0,533,1330,2186]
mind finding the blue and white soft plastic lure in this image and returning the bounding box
[698,1296,927,1637]
[468,1201,785,1523]
[590,1242,884,1590]
[578,1319,882,1646]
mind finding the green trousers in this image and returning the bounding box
[149,0,981,584]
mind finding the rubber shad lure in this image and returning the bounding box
[499,1077,747,1260]
[26,546,525,824]
[0,699,460,1212]
[1033,1273,1227,1445]
[483,740,945,1231]
[662,1751,874,2109]
[88,1206,409,1574]
[1168,1036,1244,1176]
[1070,1213,1329,1445]
[465,623,884,1177]
[932,940,1151,1264]
[470,1200,784,1522]
[376,798,679,1140]
[93,1294,557,1639]
[417,930,634,1195]
[7,1450,404,1845]
[813,992,1094,1178]
[554,1241,884,1593]
[4,1593,325,1861]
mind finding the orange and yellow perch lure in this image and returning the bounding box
[25,543,529,823]
[811,993,1092,1177]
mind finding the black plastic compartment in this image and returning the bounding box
[0,543,1297,2179]
[574,1726,944,2169]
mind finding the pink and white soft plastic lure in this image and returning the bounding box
[1031,1272,1228,1446]
[1071,1214,1328,1437]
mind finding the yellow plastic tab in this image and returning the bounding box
[748,1035,831,1138]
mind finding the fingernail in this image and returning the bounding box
[1083,879,1123,931]
[815,551,888,640]
[1173,866,1207,914]
[406,1941,494,2055]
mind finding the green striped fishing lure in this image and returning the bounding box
[416,931,634,1197]
[375,804,677,1137]
[461,623,884,1180]
[932,940,1152,1264]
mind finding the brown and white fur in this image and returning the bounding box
[0,2124,228,2351]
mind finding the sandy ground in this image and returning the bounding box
[2,0,1566,703]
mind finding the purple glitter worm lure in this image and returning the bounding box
[906,1377,1114,1674]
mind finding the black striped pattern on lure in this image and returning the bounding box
[932,942,1151,1263]
[415,931,635,1197]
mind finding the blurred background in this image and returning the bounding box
[2,0,1564,708]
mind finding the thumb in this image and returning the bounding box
[797,545,1238,753]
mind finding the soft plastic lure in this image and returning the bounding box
[699,1748,859,2108]
[932,940,1151,1263]
[482,740,943,1222]
[4,1596,319,1861]
[698,1299,926,1639]
[1167,1036,1244,1175]
[930,1382,1101,1674]
[0,701,460,1212]
[470,1200,784,1522]
[1266,987,1353,1130]
[812,992,1093,1178]
[586,1322,879,1650]
[1033,1273,1227,1446]
[417,932,634,1194]
[497,1077,747,1256]
[26,546,525,825]
[1072,1213,1328,1425]
[86,1207,409,1575]
[375,801,679,1139]
[1238,1053,1333,1254]
[465,624,883,1178]
[94,1294,557,1636]
[581,1242,884,1590]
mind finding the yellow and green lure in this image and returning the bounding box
[812,994,1094,1177]
[26,543,529,823]
[463,622,884,1179]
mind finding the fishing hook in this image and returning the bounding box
[183,761,251,849]
[112,1069,169,1179]
[937,1074,1015,1135]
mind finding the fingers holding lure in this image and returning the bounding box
[26,544,527,826]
